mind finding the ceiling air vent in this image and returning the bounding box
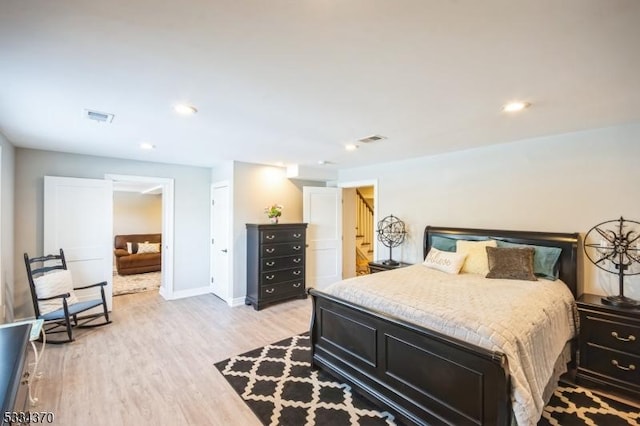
[83,109,114,123]
[358,134,386,143]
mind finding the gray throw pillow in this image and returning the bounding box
[485,246,537,281]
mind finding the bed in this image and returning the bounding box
[308,226,579,426]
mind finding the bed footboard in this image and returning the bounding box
[309,289,511,426]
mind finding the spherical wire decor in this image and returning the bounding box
[376,214,407,266]
[583,216,640,308]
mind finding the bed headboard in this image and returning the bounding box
[423,226,580,297]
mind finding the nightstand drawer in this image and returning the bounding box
[582,343,640,384]
[580,312,640,355]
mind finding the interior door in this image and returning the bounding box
[211,182,230,303]
[303,187,342,289]
[44,176,114,310]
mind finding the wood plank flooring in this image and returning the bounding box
[32,291,311,425]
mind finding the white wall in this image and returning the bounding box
[113,192,162,236]
[231,162,304,299]
[13,148,211,319]
[338,122,640,298]
[0,132,15,322]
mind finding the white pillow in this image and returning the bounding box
[34,269,79,315]
[126,242,133,254]
[137,242,160,254]
[456,239,497,275]
[423,247,467,274]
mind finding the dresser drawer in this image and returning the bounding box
[261,255,304,272]
[261,268,304,285]
[261,242,305,258]
[261,280,305,300]
[261,229,305,244]
[582,343,640,385]
[580,311,640,355]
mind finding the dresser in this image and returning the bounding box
[1,324,31,426]
[246,223,308,311]
[576,293,640,400]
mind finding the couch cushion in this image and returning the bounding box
[114,233,161,250]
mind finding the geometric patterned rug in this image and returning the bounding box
[215,334,640,426]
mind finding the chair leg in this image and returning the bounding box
[65,319,73,342]
[101,285,111,323]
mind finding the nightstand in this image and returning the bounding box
[576,293,640,400]
[368,260,412,274]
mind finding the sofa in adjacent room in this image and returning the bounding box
[114,234,162,275]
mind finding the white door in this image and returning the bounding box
[303,187,342,290]
[211,182,230,302]
[44,176,114,310]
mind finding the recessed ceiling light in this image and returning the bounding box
[345,144,358,151]
[502,101,531,112]
[317,160,327,165]
[174,104,198,115]
[140,143,156,150]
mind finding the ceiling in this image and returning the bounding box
[1,0,639,170]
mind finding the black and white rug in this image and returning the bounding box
[112,271,161,296]
[215,334,640,426]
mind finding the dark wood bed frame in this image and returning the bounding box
[308,226,579,426]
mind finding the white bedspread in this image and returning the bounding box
[322,265,576,426]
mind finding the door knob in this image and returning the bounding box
[221,249,228,253]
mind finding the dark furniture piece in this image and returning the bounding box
[368,260,413,274]
[0,323,31,425]
[114,233,162,275]
[24,249,111,343]
[309,225,579,426]
[576,293,640,400]
[246,223,308,311]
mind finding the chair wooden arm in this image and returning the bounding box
[37,292,71,301]
[74,281,108,290]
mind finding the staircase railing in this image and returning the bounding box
[356,189,374,250]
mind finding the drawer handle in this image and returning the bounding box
[293,282,302,288]
[293,258,301,263]
[292,270,301,276]
[611,359,636,371]
[265,274,275,280]
[611,331,636,342]
[265,234,275,240]
[266,288,275,294]
[293,233,301,238]
[266,248,275,253]
[293,245,301,250]
[266,261,275,266]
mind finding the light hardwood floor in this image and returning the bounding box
[33,291,311,425]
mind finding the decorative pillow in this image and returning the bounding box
[33,269,79,315]
[137,242,160,254]
[430,235,458,252]
[126,242,139,254]
[423,247,467,274]
[485,246,537,281]
[495,240,562,280]
[456,239,497,275]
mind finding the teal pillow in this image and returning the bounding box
[495,240,562,280]
[430,235,458,252]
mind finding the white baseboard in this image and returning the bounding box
[161,286,211,300]
[229,296,246,307]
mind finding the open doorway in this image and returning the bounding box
[106,174,175,299]
[339,180,378,279]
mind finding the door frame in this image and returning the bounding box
[338,179,379,262]
[210,180,234,305]
[105,174,175,300]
